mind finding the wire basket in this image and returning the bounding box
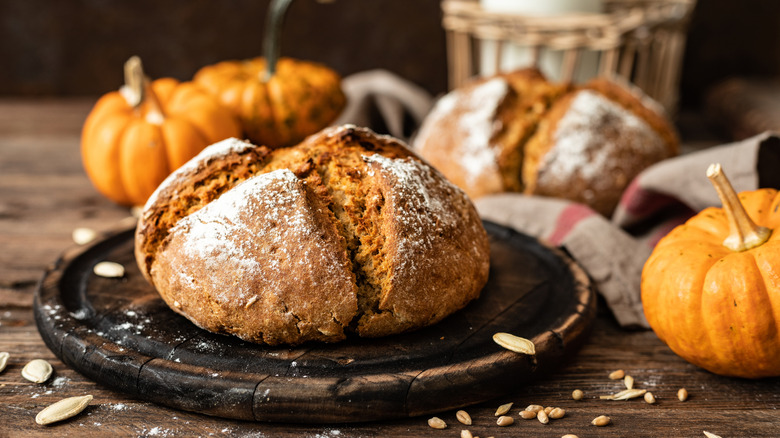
[441,0,697,114]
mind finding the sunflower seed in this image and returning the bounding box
[644,392,656,404]
[549,407,566,419]
[624,375,634,389]
[428,417,447,429]
[492,333,535,355]
[608,369,625,380]
[35,395,93,425]
[592,415,611,426]
[0,352,8,373]
[537,409,549,424]
[678,388,689,401]
[497,415,514,426]
[456,410,472,425]
[72,227,97,245]
[495,402,513,416]
[21,359,53,383]
[93,261,125,278]
[572,389,584,400]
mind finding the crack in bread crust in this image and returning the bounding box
[136,126,490,345]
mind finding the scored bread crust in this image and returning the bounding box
[413,68,679,217]
[135,125,490,345]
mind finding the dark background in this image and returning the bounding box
[1,0,779,111]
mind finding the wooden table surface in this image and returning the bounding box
[1,99,778,437]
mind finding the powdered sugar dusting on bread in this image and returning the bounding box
[541,90,666,191]
[363,154,465,272]
[144,137,255,210]
[165,168,346,303]
[414,78,507,187]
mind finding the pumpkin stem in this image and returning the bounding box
[261,0,294,82]
[121,56,144,108]
[121,56,165,124]
[706,163,771,251]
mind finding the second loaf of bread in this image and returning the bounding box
[135,125,490,346]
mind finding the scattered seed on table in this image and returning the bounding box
[537,410,549,424]
[572,389,583,400]
[496,415,514,426]
[678,388,689,401]
[456,410,472,425]
[592,415,611,426]
[549,407,566,419]
[428,417,446,429]
[609,369,625,380]
[644,392,657,404]
[519,410,537,420]
[495,402,513,416]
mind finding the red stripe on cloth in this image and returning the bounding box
[619,179,681,219]
[547,203,596,246]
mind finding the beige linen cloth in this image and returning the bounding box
[334,70,780,329]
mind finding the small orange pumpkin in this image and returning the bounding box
[193,56,346,149]
[81,56,241,207]
[642,163,780,378]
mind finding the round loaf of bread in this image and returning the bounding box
[135,125,490,346]
[413,69,679,216]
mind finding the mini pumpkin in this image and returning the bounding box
[641,163,780,378]
[193,56,346,149]
[81,56,241,207]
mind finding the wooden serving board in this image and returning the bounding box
[34,221,596,423]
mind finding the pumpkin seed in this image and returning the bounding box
[624,375,634,389]
[519,410,537,420]
[428,417,447,429]
[21,359,53,383]
[537,409,549,424]
[461,430,473,438]
[608,369,625,380]
[492,333,535,355]
[72,227,97,245]
[644,392,656,404]
[601,388,647,401]
[0,352,9,373]
[678,388,689,402]
[456,410,472,425]
[93,261,125,278]
[549,407,566,419]
[35,394,92,425]
[525,404,544,413]
[703,432,722,438]
[495,402,513,416]
[592,415,611,426]
[496,415,514,426]
[572,389,583,400]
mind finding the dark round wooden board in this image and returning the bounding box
[34,221,596,423]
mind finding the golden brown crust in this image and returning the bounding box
[135,125,490,345]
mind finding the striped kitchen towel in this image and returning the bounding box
[476,131,780,329]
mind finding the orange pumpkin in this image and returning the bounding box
[193,56,346,149]
[642,163,780,378]
[81,56,241,207]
